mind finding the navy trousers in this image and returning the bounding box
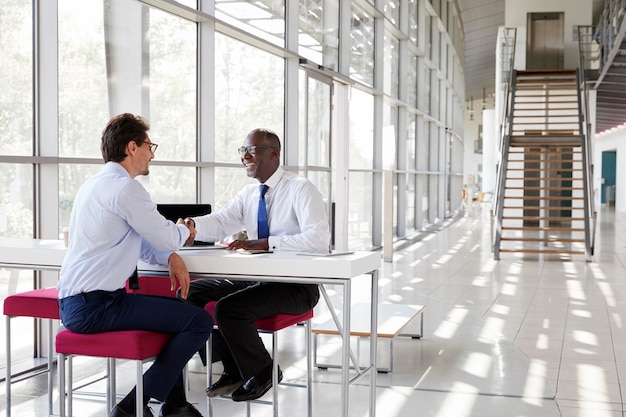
[58,288,213,401]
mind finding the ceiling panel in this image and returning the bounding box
[456,0,505,102]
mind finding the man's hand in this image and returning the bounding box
[168,253,190,299]
[226,238,269,251]
[178,217,196,246]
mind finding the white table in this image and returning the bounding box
[0,239,382,417]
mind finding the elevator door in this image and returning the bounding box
[526,12,564,69]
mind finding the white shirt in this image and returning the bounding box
[57,162,190,298]
[193,167,330,252]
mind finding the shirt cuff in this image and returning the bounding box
[268,236,280,251]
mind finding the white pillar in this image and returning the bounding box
[482,109,496,193]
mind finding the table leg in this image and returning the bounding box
[369,269,379,417]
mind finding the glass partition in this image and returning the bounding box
[0,1,33,157]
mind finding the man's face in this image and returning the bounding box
[137,136,156,176]
[240,132,278,183]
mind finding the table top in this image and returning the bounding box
[0,238,381,280]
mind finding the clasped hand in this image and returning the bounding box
[177,218,197,245]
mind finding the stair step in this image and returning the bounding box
[513,101,579,107]
[505,176,583,179]
[509,142,582,148]
[500,237,585,243]
[498,248,585,255]
[502,226,585,232]
[503,196,584,201]
[509,150,582,154]
[502,216,585,221]
[505,186,584,191]
[514,93,577,98]
[507,167,582,172]
[503,206,584,211]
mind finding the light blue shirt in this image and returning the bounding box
[57,162,190,298]
[193,166,330,253]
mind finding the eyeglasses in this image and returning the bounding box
[237,145,275,156]
[145,142,159,153]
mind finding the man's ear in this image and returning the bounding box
[127,140,138,156]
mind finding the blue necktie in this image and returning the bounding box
[258,184,270,239]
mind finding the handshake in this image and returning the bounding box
[177,217,197,246]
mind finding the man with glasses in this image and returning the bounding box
[180,128,330,402]
[57,113,213,417]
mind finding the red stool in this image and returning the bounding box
[56,329,173,417]
[204,301,313,417]
[3,287,60,417]
[125,275,185,298]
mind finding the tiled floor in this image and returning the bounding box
[2,205,626,416]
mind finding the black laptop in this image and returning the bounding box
[156,203,214,246]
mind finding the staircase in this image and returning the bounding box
[493,69,594,259]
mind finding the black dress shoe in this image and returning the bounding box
[109,404,154,417]
[205,372,243,397]
[159,402,203,417]
[231,366,283,402]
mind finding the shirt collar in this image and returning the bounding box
[262,166,285,190]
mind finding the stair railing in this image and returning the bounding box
[577,27,598,260]
[492,27,516,260]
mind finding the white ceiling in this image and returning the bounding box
[455,0,606,104]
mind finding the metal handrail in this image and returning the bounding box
[577,26,597,260]
[492,27,516,259]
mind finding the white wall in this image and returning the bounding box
[463,97,484,191]
[505,0,594,70]
[594,129,626,213]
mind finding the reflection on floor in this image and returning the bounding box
[2,206,626,417]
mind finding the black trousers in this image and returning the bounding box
[181,279,319,380]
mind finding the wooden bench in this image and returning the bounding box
[312,303,424,373]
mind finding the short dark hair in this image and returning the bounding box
[101,113,150,162]
[248,128,281,152]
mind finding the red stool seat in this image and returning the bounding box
[203,300,313,417]
[3,287,60,319]
[126,275,196,298]
[4,287,60,416]
[204,300,313,331]
[56,329,173,417]
[56,329,172,359]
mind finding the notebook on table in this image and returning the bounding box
[156,203,215,247]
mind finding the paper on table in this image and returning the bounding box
[297,251,355,257]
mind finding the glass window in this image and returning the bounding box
[348,171,372,250]
[146,7,197,163]
[0,164,33,238]
[306,170,331,219]
[215,0,285,48]
[298,0,339,70]
[58,164,102,228]
[138,166,197,204]
[407,175,416,232]
[408,54,417,108]
[214,167,256,211]
[408,0,418,45]
[383,31,399,98]
[307,78,331,168]
[418,174,428,227]
[407,113,416,171]
[58,0,109,158]
[215,33,285,165]
[348,88,373,169]
[384,0,400,26]
[382,103,397,170]
[0,1,33,156]
[350,2,374,87]
[423,67,431,114]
